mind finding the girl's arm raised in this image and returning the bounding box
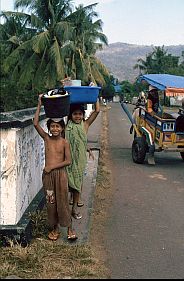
[33,94,47,139]
[85,100,100,131]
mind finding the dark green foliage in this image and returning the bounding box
[134,46,184,75]
[0,78,38,112]
[101,75,115,100]
[0,0,110,112]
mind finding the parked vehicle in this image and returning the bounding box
[121,74,184,165]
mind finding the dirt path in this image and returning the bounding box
[89,106,113,278]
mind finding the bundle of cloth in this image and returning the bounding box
[44,88,69,98]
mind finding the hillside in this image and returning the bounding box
[96,43,184,82]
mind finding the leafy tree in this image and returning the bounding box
[120,80,134,94]
[119,80,141,102]
[1,0,109,90]
[168,50,184,76]
[101,74,115,100]
[1,0,74,91]
[134,46,182,75]
[0,0,110,111]
[62,3,109,85]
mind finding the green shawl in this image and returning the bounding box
[65,120,87,192]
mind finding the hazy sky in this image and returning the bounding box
[1,0,184,46]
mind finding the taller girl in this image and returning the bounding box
[66,100,100,219]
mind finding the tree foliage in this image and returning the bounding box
[0,0,110,111]
[134,46,184,75]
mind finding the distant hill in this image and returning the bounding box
[96,42,184,82]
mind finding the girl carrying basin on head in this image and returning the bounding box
[65,100,100,220]
[33,94,77,241]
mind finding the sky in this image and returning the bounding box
[1,0,184,46]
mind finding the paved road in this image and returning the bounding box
[104,103,184,279]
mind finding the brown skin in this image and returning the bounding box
[44,129,71,173]
[33,94,75,238]
[147,99,155,116]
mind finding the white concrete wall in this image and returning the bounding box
[0,120,46,225]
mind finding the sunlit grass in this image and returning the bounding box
[0,236,103,279]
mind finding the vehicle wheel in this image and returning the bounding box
[180,152,184,161]
[132,137,147,164]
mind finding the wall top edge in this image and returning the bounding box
[0,107,46,129]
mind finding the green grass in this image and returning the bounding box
[0,205,107,279]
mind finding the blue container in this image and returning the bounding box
[64,86,101,104]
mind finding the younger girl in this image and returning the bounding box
[66,101,100,219]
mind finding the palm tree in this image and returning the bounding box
[134,46,180,75]
[1,0,75,91]
[1,0,110,92]
[64,3,109,85]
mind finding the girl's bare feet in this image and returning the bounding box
[72,206,82,219]
[48,229,60,241]
[67,227,78,241]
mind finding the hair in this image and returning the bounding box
[148,88,159,100]
[149,88,158,93]
[46,119,65,137]
[68,104,85,121]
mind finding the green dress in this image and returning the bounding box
[65,120,87,193]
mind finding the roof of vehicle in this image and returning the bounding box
[138,74,184,96]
